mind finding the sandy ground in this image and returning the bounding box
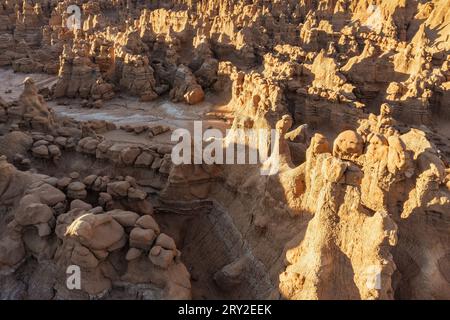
[51,95,230,132]
[0,68,233,144]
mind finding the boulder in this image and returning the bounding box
[134,151,154,167]
[70,200,93,211]
[120,147,141,166]
[125,248,142,261]
[15,202,53,226]
[109,210,140,227]
[107,181,131,198]
[67,182,87,200]
[155,233,177,250]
